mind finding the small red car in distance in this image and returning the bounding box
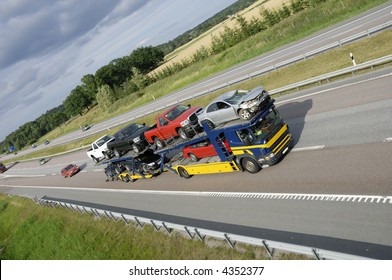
[182,139,231,162]
[61,164,80,178]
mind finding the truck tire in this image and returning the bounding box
[91,156,99,164]
[114,149,121,158]
[241,157,261,174]
[178,166,192,179]
[103,152,111,160]
[178,128,188,140]
[239,109,252,120]
[189,153,199,162]
[154,137,165,150]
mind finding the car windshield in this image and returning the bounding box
[224,91,247,105]
[96,135,112,146]
[120,124,143,137]
[165,105,189,121]
[63,165,73,171]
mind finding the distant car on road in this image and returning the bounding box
[82,124,91,131]
[38,158,50,165]
[44,140,50,145]
[197,86,271,127]
[61,164,80,178]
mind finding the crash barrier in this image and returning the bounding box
[34,196,374,260]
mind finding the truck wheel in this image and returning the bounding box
[154,138,165,150]
[205,120,215,129]
[114,149,121,158]
[92,156,99,164]
[189,153,199,162]
[241,157,261,174]
[128,175,135,182]
[178,128,188,140]
[103,152,110,160]
[239,109,252,120]
[178,167,192,179]
[122,175,129,182]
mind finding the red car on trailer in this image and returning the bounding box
[182,139,231,162]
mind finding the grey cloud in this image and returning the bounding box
[0,0,141,69]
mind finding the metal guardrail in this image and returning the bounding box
[36,196,373,260]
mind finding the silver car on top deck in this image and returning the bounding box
[197,86,271,127]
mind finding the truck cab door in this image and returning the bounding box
[158,117,171,139]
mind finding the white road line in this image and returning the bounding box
[1,184,391,204]
[292,145,325,152]
[275,72,392,105]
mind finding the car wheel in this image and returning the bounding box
[205,120,215,129]
[154,138,165,150]
[239,109,252,120]
[122,175,129,182]
[92,156,99,164]
[132,144,141,154]
[241,157,261,174]
[178,128,188,140]
[114,149,121,158]
[189,153,199,162]
[177,166,192,179]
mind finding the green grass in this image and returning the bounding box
[0,194,309,259]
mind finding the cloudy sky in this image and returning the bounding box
[0,0,237,140]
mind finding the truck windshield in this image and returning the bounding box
[250,108,282,143]
[97,135,113,146]
[165,105,189,121]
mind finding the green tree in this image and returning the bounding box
[96,84,116,111]
[128,46,164,74]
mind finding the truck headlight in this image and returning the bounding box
[180,120,190,127]
[265,152,275,161]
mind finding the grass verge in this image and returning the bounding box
[0,194,309,259]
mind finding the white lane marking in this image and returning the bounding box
[383,137,392,143]
[93,169,104,172]
[1,184,391,204]
[1,175,46,178]
[292,145,325,152]
[275,72,392,105]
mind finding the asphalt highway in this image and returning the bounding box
[1,67,391,258]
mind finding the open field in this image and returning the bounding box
[160,0,290,71]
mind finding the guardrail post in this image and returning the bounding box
[262,240,275,258]
[184,227,195,239]
[109,212,117,221]
[150,220,161,231]
[224,233,235,248]
[104,211,112,220]
[162,222,172,234]
[134,217,144,228]
[121,214,129,225]
[194,228,205,242]
[312,248,321,260]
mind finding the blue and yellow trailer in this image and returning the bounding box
[159,100,293,178]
